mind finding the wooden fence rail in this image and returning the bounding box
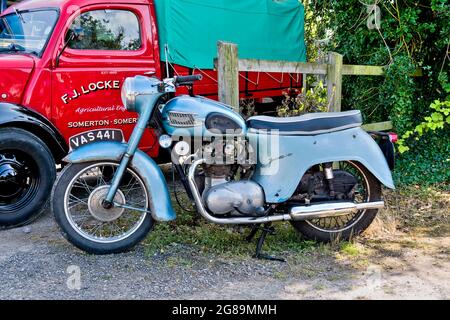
[215,41,422,132]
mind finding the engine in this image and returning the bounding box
[171,137,264,216]
[199,141,264,215]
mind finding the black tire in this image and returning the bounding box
[0,127,56,229]
[291,161,382,243]
[51,162,154,254]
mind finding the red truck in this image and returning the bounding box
[0,0,305,227]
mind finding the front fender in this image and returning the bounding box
[251,127,395,203]
[64,141,176,222]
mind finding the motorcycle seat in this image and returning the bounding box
[247,110,362,135]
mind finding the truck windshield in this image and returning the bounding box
[0,9,58,56]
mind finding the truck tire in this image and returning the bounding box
[0,127,56,228]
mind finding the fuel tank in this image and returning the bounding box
[161,95,247,137]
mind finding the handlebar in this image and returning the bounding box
[174,74,203,85]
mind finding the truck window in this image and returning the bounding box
[67,9,141,51]
[0,9,58,56]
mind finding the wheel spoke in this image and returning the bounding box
[305,161,370,233]
[65,162,149,244]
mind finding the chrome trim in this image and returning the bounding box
[289,201,384,221]
[168,111,197,127]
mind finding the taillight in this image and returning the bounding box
[388,132,398,143]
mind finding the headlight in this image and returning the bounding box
[121,77,137,112]
[121,76,162,113]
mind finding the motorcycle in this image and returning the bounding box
[51,75,395,258]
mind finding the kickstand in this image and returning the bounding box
[246,224,286,262]
[246,225,260,242]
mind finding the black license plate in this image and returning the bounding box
[69,129,124,150]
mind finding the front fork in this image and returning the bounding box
[102,105,155,208]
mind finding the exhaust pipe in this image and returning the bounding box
[289,201,385,221]
[188,159,384,225]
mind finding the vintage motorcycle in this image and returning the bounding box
[51,75,395,258]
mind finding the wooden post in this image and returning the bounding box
[327,52,343,112]
[217,41,239,112]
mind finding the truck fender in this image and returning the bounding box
[0,103,68,161]
[64,141,176,222]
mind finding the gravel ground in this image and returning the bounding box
[0,206,449,300]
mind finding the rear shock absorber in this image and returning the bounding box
[324,162,336,197]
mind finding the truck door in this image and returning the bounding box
[51,5,159,156]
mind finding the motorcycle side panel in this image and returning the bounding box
[63,141,176,222]
[249,127,395,203]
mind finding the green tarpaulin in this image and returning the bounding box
[154,0,306,69]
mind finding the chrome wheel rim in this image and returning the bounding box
[64,162,149,244]
[305,161,371,233]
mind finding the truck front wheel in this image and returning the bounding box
[0,128,56,228]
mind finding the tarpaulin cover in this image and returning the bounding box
[154,0,306,69]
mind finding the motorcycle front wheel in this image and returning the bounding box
[290,161,382,243]
[51,162,154,254]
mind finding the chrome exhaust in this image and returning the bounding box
[289,201,385,221]
[187,159,384,225]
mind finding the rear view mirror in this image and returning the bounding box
[70,27,84,42]
[55,27,84,67]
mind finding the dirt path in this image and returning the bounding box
[0,207,448,300]
[185,237,450,300]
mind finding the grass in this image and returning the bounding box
[143,184,318,257]
[380,185,449,236]
[339,242,362,257]
[143,181,449,260]
[143,214,318,258]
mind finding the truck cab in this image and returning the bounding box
[0,0,304,227]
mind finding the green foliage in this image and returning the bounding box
[382,54,417,135]
[393,130,449,188]
[305,0,450,187]
[397,97,450,153]
[276,81,328,117]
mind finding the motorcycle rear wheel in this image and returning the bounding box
[290,161,382,243]
[52,162,154,254]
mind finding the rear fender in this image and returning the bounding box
[64,141,176,222]
[250,127,395,203]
